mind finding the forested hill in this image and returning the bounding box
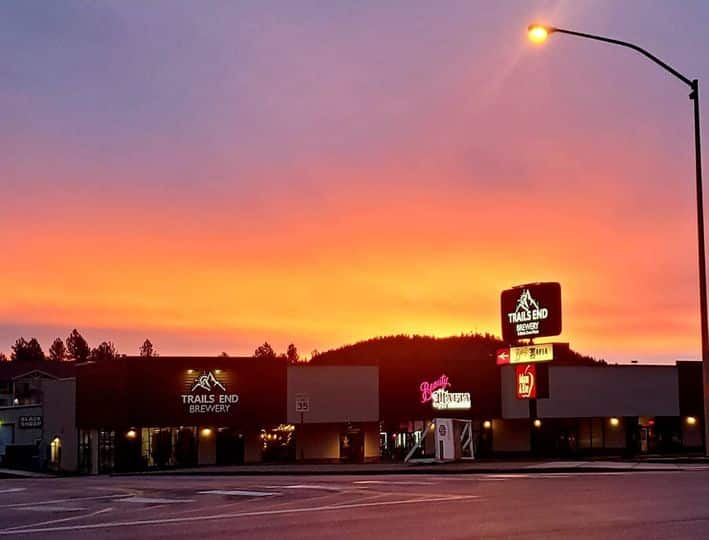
[310,334,605,367]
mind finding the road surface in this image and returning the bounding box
[0,471,707,538]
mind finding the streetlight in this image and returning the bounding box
[528,23,708,456]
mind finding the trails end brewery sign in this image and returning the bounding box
[181,371,239,414]
[501,282,562,342]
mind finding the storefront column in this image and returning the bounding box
[90,430,99,475]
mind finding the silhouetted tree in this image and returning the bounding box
[11,337,45,362]
[90,341,118,362]
[48,338,67,361]
[0,352,8,362]
[219,351,229,357]
[286,344,299,364]
[66,329,90,362]
[140,339,157,357]
[310,349,319,361]
[254,342,276,359]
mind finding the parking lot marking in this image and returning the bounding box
[2,507,113,532]
[354,480,435,486]
[15,506,86,513]
[0,494,480,535]
[0,489,26,495]
[0,494,123,509]
[118,497,194,504]
[198,490,278,497]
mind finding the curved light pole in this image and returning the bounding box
[528,24,708,455]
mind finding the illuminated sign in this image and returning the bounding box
[180,371,239,414]
[501,282,562,342]
[420,374,471,410]
[515,364,536,399]
[496,344,554,365]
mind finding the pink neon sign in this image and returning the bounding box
[420,374,451,404]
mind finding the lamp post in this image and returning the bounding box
[528,24,708,455]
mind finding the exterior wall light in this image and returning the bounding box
[533,419,542,428]
[429,422,435,431]
[126,429,137,439]
[609,417,620,427]
[686,416,698,426]
[201,428,212,437]
[483,420,492,430]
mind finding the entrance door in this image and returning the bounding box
[340,428,364,463]
[216,428,244,465]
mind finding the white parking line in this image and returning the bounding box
[2,508,113,532]
[354,480,435,486]
[15,506,85,513]
[0,494,480,535]
[0,489,26,495]
[118,497,194,504]
[0,494,124,509]
[199,490,278,497]
[269,484,343,491]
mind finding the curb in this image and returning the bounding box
[110,465,698,477]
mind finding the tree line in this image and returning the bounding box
[0,332,309,364]
[0,330,158,362]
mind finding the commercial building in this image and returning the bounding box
[496,362,704,456]
[0,353,705,474]
[0,361,77,472]
[74,357,380,473]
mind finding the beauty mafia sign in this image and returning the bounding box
[420,374,471,410]
[500,282,562,343]
[180,371,239,414]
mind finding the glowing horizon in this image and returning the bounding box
[1,1,708,363]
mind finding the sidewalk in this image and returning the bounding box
[0,467,52,479]
[113,458,709,477]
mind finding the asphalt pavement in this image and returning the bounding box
[0,470,708,539]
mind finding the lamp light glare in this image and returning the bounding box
[126,429,137,439]
[201,428,212,437]
[686,416,697,426]
[528,24,549,43]
[483,420,492,430]
[609,417,620,427]
[533,419,542,428]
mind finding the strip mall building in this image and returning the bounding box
[0,355,705,473]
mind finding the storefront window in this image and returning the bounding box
[98,430,115,473]
[78,430,91,473]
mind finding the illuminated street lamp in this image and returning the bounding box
[528,23,708,457]
[527,24,550,44]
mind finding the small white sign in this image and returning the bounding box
[295,393,310,413]
[432,389,471,410]
[510,344,554,364]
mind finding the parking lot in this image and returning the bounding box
[1,470,708,538]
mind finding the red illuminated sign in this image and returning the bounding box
[515,364,536,399]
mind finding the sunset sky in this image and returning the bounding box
[2,1,709,363]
